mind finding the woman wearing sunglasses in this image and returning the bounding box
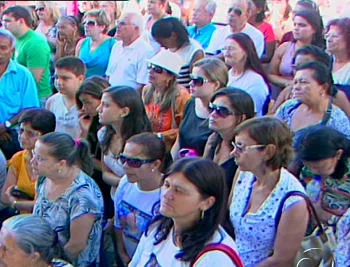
[170,58,228,160]
[0,109,55,222]
[224,32,270,116]
[76,9,116,78]
[143,49,190,152]
[130,158,240,266]
[229,117,309,267]
[97,86,152,195]
[203,87,255,191]
[114,132,166,266]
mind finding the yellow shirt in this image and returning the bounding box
[8,150,36,199]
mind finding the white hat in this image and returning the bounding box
[147,49,184,76]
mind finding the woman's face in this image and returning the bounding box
[293,16,316,42]
[83,15,103,37]
[155,33,178,49]
[223,38,246,67]
[326,25,346,54]
[148,0,165,16]
[160,172,210,222]
[209,95,239,133]
[79,93,101,116]
[121,142,155,184]
[18,123,41,150]
[189,66,218,100]
[97,93,126,124]
[303,155,340,177]
[231,131,267,172]
[293,69,327,104]
[148,64,174,88]
[57,19,76,39]
[0,228,32,267]
[35,4,50,22]
[31,141,60,178]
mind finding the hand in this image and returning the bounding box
[5,185,17,206]
[0,131,12,142]
[79,112,93,138]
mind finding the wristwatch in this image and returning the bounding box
[5,120,11,128]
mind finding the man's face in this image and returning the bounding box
[1,14,21,37]
[0,36,14,64]
[192,1,213,27]
[227,0,249,31]
[115,15,136,42]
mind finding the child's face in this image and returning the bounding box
[54,68,84,96]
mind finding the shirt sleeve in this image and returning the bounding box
[26,40,51,69]
[114,176,128,229]
[21,68,40,109]
[193,251,237,267]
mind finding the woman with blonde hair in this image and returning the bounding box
[171,57,228,160]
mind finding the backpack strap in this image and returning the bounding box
[192,243,244,267]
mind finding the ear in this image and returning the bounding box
[213,80,222,91]
[30,251,41,263]
[237,113,247,124]
[151,159,162,170]
[335,149,344,160]
[57,159,67,170]
[264,144,276,162]
[121,106,130,117]
[201,196,216,211]
[77,74,85,83]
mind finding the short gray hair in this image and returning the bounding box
[0,28,16,49]
[204,0,217,15]
[122,12,144,32]
[2,214,63,263]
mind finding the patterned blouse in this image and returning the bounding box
[33,171,104,267]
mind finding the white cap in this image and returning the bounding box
[147,49,184,76]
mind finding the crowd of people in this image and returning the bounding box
[0,0,349,266]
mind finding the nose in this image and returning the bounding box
[96,104,102,113]
[162,186,174,200]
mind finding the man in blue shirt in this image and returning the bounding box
[187,0,217,50]
[0,29,39,159]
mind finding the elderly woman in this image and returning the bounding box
[143,49,190,151]
[31,132,104,266]
[0,214,72,267]
[203,88,255,190]
[229,117,309,266]
[76,9,116,78]
[276,61,350,145]
[130,158,241,266]
[152,17,204,89]
[171,58,228,160]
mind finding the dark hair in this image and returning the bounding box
[18,108,56,134]
[76,75,110,110]
[39,132,93,176]
[297,126,350,179]
[294,44,332,68]
[126,132,166,162]
[295,61,334,96]
[295,0,320,13]
[151,17,189,49]
[234,117,294,170]
[3,6,32,27]
[54,56,86,76]
[293,10,325,48]
[211,87,255,122]
[251,0,267,23]
[100,86,152,154]
[226,32,271,92]
[148,158,227,264]
[326,17,350,59]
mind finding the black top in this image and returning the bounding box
[179,98,213,156]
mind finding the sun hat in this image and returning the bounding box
[147,48,184,76]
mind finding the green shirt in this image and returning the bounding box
[15,29,52,99]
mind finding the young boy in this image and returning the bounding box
[45,57,86,139]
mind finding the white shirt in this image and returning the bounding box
[45,93,79,138]
[228,69,269,116]
[206,24,264,58]
[106,37,154,89]
[130,225,238,267]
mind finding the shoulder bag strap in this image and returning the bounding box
[192,243,244,267]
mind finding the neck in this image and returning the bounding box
[91,33,103,42]
[253,167,281,191]
[16,27,30,38]
[196,22,210,29]
[218,128,235,141]
[50,166,80,186]
[333,51,349,63]
[111,121,122,134]
[0,60,10,77]
[153,11,166,21]
[41,18,54,27]
[231,65,245,77]
[297,39,311,47]
[230,22,246,33]
[306,97,330,113]
[173,216,200,245]
[137,171,163,191]
[198,96,211,110]
[123,35,138,47]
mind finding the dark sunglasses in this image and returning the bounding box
[190,75,209,87]
[228,7,242,16]
[36,7,45,12]
[118,154,155,168]
[84,20,98,26]
[208,103,234,118]
[148,63,165,74]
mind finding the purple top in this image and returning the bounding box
[279,42,297,77]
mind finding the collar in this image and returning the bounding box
[123,36,143,49]
[3,59,18,74]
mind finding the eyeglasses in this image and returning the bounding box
[190,75,209,87]
[35,7,45,12]
[84,20,98,26]
[231,141,266,153]
[228,7,242,16]
[208,103,235,118]
[118,154,155,168]
[325,33,342,39]
[18,128,41,138]
[148,63,165,74]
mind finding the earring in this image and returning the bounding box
[57,169,62,174]
[151,168,155,172]
[201,209,205,220]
